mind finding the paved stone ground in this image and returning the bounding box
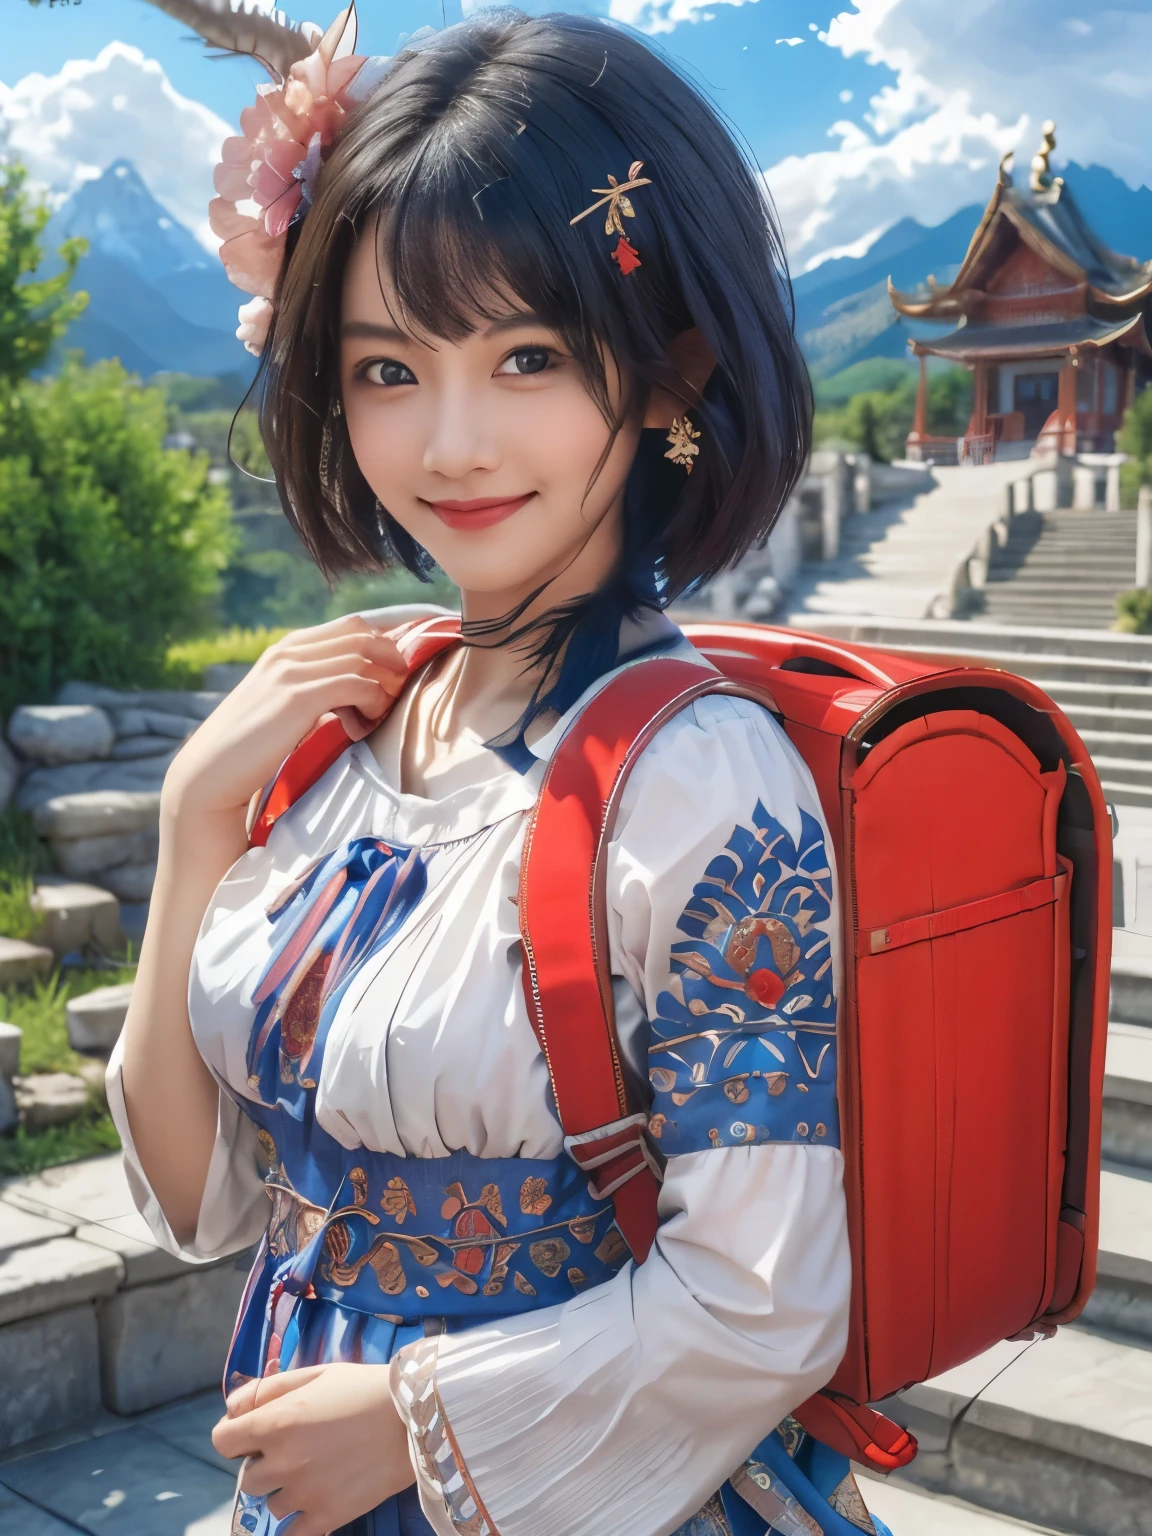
[0,1391,236,1534]
[0,1385,1066,1535]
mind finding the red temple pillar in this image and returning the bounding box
[907,351,929,459]
[971,362,989,437]
[1058,354,1079,454]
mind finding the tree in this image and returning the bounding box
[0,162,88,382]
[1118,384,1152,502]
[0,359,233,714]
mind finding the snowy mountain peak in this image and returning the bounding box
[48,159,215,285]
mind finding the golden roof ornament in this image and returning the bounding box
[1029,120,1063,195]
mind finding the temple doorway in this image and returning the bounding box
[1014,373,1060,439]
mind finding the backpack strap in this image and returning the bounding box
[518,655,917,1473]
[249,614,461,848]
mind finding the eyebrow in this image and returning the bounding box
[340,312,549,345]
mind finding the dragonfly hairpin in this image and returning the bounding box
[569,160,652,275]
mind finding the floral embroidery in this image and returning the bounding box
[648,801,840,1155]
[381,1176,416,1223]
[519,1175,552,1215]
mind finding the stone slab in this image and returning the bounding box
[14,1073,91,1130]
[73,1212,194,1288]
[0,1236,122,1326]
[1112,953,1152,1027]
[0,1201,71,1256]
[0,1021,20,1083]
[67,984,133,1054]
[99,1262,249,1415]
[29,881,123,959]
[17,760,175,813]
[0,937,54,987]
[0,1425,235,1535]
[140,1390,233,1474]
[110,735,180,760]
[32,792,162,842]
[139,710,199,741]
[52,828,158,880]
[0,1481,84,1533]
[1098,1167,1152,1287]
[0,1303,103,1449]
[859,1473,1062,1533]
[8,705,114,766]
[97,864,157,904]
[1,1153,137,1228]
[56,682,225,722]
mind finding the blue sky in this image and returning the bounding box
[8,0,891,169]
[6,0,1152,271]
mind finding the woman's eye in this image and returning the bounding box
[497,347,553,377]
[363,359,417,387]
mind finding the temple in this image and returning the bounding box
[891,123,1152,463]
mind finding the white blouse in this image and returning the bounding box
[106,615,851,1536]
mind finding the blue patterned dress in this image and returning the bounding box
[108,628,892,1536]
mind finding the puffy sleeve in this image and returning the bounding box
[390,694,851,1536]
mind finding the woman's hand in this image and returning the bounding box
[213,1362,416,1535]
[162,614,408,827]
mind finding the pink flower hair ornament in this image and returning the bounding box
[209,3,387,356]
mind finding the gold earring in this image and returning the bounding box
[665,415,701,474]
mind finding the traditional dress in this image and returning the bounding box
[107,612,890,1536]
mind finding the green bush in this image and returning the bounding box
[0,357,234,715]
[1115,588,1152,634]
[1119,384,1152,508]
[0,806,47,941]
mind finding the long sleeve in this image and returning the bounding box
[391,694,851,1536]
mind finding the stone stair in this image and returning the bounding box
[978,510,1139,630]
[790,616,1152,810]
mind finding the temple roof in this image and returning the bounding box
[890,124,1152,320]
[911,313,1152,363]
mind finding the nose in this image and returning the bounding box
[422,382,501,481]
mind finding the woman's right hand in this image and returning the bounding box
[162,614,409,827]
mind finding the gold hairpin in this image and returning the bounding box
[570,160,652,275]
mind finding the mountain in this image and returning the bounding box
[43,160,254,381]
[795,161,1152,379]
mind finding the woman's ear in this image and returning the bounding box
[642,328,717,429]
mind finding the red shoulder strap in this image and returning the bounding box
[518,653,916,1472]
[248,614,461,848]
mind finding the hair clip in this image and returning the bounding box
[570,160,652,275]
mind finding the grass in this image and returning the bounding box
[0,806,48,942]
[0,965,133,1179]
[164,625,291,688]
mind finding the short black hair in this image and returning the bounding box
[260,9,811,736]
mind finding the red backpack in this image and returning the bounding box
[252,614,1111,1471]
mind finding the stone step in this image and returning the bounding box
[887,1325,1152,1535]
[1061,707,1152,736]
[1080,1163,1152,1346]
[1046,682,1152,712]
[1078,730,1152,761]
[795,616,1152,666]
[1103,1023,1152,1170]
[0,1155,253,1449]
[859,1474,1064,1534]
[1112,953,1152,1027]
[1103,781,1152,810]
[1076,756,1152,789]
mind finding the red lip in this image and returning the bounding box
[424,493,535,530]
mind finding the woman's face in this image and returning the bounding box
[339,229,641,611]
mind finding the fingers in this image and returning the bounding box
[227,1365,328,1418]
[270,616,408,676]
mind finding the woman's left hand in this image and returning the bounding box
[212,1362,415,1535]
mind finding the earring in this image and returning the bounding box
[665,415,701,474]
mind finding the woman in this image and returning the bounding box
[108,10,886,1535]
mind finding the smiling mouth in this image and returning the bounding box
[423,493,536,530]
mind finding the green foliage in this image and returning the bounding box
[814,358,917,409]
[812,366,973,462]
[0,964,134,1177]
[0,161,89,382]
[1118,385,1152,507]
[1115,588,1152,634]
[0,806,48,941]
[0,357,234,715]
[155,370,251,413]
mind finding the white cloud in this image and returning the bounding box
[0,43,232,250]
[776,37,804,45]
[608,0,756,35]
[764,0,1152,270]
